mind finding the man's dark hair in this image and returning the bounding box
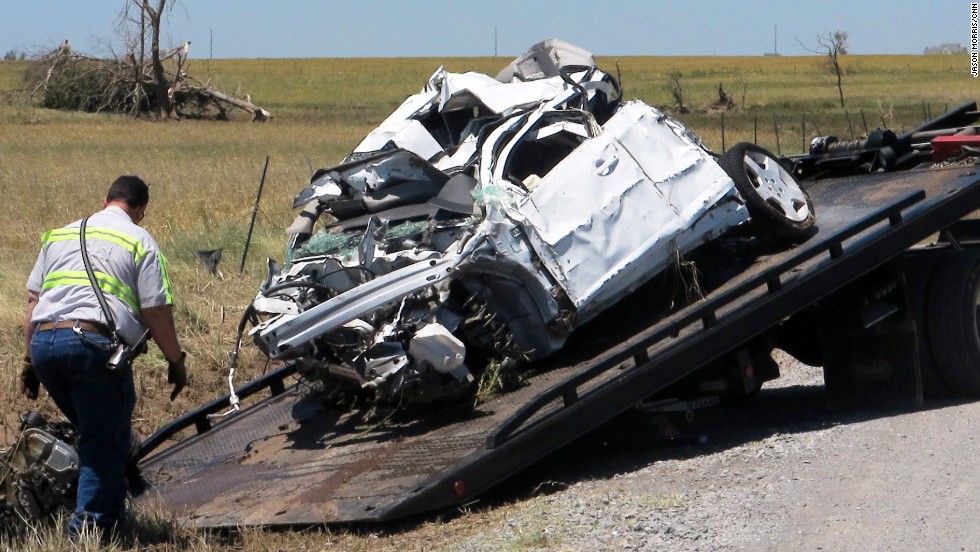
[106,175,150,208]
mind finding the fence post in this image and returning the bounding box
[772,112,781,156]
[241,155,270,273]
[802,113,806,154]
[845,110,854,137]
[860,109,869,135]
[753,115,758,144]
[721,112,726,153]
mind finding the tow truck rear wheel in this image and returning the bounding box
[926,248,980,396]
[720,142,815,243]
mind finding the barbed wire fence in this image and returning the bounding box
[709,102,953,156]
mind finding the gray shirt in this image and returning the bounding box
[28,206,173,345]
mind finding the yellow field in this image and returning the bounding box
[0,52,974,550]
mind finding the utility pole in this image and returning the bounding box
[494,26,498,57]
[774,25,778,56]
[208,28,213,75]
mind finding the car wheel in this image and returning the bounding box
[720,142,815,242]
[926,248,980,396]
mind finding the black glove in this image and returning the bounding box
[167,352,187,401]
[20,356,40,400]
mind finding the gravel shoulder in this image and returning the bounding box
[426,351,980,552]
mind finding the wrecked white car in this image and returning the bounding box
[245,40,815,402]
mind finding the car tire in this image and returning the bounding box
[901,251,953,398]
[720,142,815,242]
[926,248,980,396]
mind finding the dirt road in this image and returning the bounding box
[777,402,980,551]
[428,353,980,551]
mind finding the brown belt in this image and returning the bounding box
[37,320,113,337]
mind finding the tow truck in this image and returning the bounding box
[127,96,980,527]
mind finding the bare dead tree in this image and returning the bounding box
[117,0,174,117]
[803,31,849,108]
[23,1,271,121]
[666,72,689,114]
[143,1,171,116]
[735,76,748,110]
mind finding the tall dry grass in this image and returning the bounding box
[0,52,975,550]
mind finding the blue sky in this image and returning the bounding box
[1,1,974,58]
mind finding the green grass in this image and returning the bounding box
[0,52,975,550]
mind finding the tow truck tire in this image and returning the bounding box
[926,248,980,396]
[720,142,815,242]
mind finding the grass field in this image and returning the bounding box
[0,51,975,550]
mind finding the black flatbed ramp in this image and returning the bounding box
[137,165,980,527]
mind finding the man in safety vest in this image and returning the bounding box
[21,175,187,540]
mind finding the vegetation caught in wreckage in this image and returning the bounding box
[24,0,271,121]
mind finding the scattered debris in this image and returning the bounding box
[0,412,78,527]
[793,101,980,179]
[197,249,224,277]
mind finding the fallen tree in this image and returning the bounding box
[26,40,270,121]
[25,0,270,121]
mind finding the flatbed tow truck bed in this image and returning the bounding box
[136,164,980,527]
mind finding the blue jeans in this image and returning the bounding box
[30,328,136,537]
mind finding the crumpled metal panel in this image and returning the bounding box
[256,255,461,358]
[292,149,446,208]
[496,39,598,82]
[438,71,566,114]
[355,84,439,157]
[602,101,725,211]
[355,119,444,161]
[355,66,581,162]
[516,101,746,312]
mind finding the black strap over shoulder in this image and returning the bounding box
[79,216,120,341]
